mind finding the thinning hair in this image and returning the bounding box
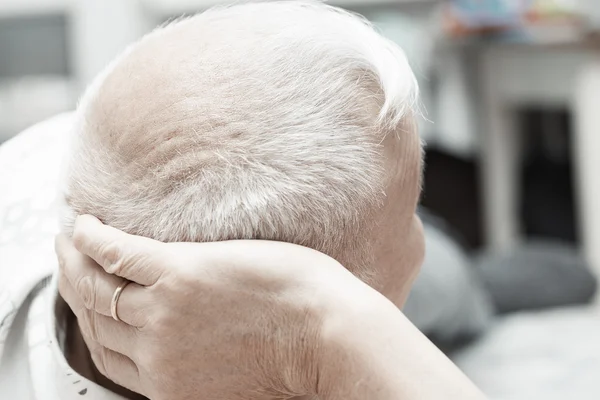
[63,1,419,276]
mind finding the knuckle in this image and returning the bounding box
[139,314,159,335]
[133,311,152,333]
[88,345,102,371]
[76,275,96,310]
[57,273,69,298]
[71,226,85,251]
[109,247,151,279]
[140,344,162,372]
[138,349,155,371]
[90,347,110,379]
[138,309,169,339]
[108,257,125,276]
[150,309,171,334]
[100,354,114,381]
[102,241,123,274]
[91,314,103,343]
[81,309,100,343]
[55,250,66,272]
[78,309,91,336]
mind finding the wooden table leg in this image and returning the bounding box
[479,49,521,251]
[573,54,600,278]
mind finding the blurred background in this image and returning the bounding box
[2,0,600,398]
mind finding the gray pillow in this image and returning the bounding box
[403,223,494,342]
[475,240,598,314]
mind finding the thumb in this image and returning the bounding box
[72,215,165,286]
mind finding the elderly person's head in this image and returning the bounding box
[63,1,424,305]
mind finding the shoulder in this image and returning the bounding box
[0,286,38,400]
[0,112,74,159]
[0,112,74,248]
[0,113,74,358]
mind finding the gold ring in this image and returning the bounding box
[110,280,131,322]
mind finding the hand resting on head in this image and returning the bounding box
[56,215,486,400]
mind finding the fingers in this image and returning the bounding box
[81,330,143,396]
[71,215,165,286]
[56,234,149,328]
[59,272,142,359]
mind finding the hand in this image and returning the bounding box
[55,215,360,400]
[55,215,487,400]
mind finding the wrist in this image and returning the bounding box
[271,247,363,397]
[314,275,405,400]
[313,276,487,400]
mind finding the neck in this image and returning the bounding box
[66,311,147,400]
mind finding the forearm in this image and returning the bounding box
[317,284,486,400]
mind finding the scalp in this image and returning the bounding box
[64,1,419,275]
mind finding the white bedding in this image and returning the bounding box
[453,305,600,400]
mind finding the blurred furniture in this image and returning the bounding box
[475,240,597,313]
[0,0,441,141]
[574,51,600,284]
[405,210,600,399]
[470,30,600,278]
[421,147,483,249]
[0,0,66,17]
[69,0,441,88]
[0,0,74,141]
[404,213,494,342]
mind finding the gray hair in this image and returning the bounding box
[63,1,419,275]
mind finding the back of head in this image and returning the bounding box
[63,1,418,277]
